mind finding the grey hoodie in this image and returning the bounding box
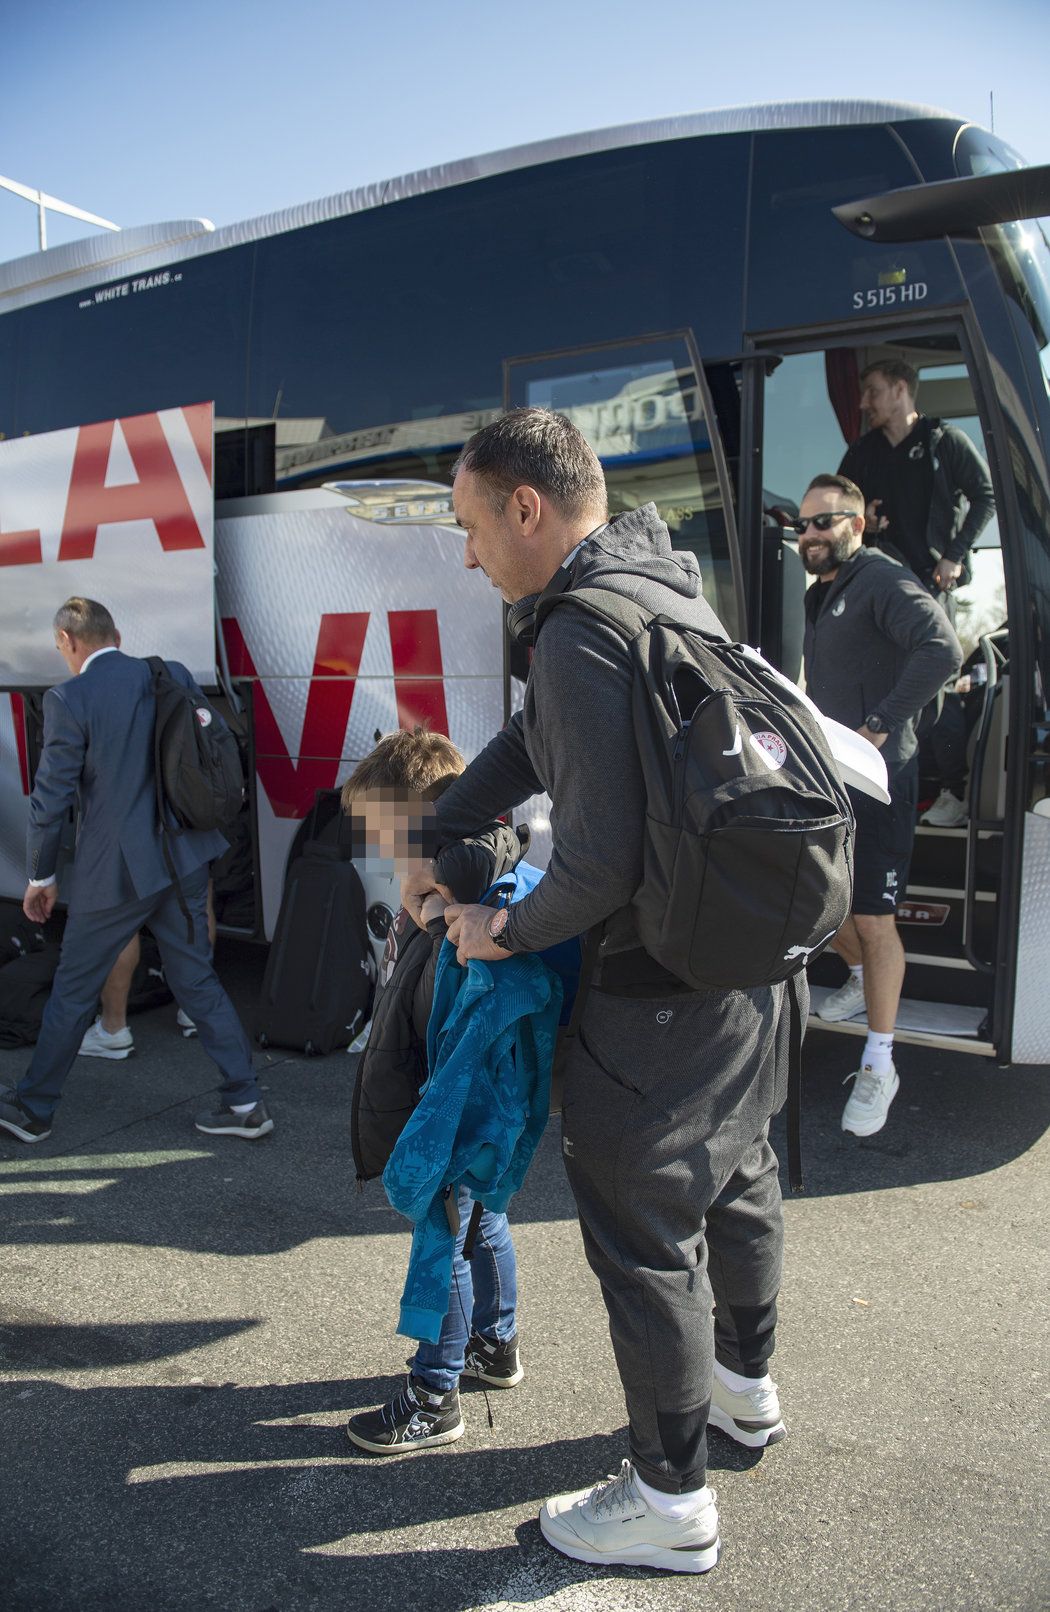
[434,503,725,965]
[803,546,962,770]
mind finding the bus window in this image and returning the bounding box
[506,335,741,637]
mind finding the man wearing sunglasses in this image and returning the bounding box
[797,474,962,1137]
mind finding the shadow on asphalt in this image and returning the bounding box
[777,1029,1050,1198]
[2,931,1048,1268]
[0,1368,767,1610]
[0,1311,260,1370]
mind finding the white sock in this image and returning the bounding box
[862,1031,895,1074]
[849,964,864,983]
[714,1360,770,1394]
[230,1102,258,1114]
[634,1470,711,1520]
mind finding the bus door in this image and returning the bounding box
[504,332,743,634]
[503,332,745,864]
[751,328,1010,1058]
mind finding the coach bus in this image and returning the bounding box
[1,99,1048,1065]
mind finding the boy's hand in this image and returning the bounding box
[445,903,512,965]
[401,862,453,929]
[420,892,449,926]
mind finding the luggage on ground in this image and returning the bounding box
[256,844,376,1055]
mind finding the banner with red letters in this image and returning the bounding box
[0,402,215,685]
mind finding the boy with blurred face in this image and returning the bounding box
[340,726,528,1454]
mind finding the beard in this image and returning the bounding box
[800,532,855,575]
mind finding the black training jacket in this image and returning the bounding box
[803,546,962,770]
[350,821,525,1182]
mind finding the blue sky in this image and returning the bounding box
[2,0,1048,262]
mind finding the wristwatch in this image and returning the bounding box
[864,712,888,734]
[488,908,515,952]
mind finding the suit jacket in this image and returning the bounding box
[26,650,229,914]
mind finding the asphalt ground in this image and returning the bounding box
[1,938,1048,1612]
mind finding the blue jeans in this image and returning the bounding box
[409,1188,518,1394]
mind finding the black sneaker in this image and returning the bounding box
[193,1101,274,1139]
[346,1375,464,1454]
[0,1095,52,1144]
[463,1331,524,1388]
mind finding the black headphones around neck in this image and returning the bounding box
[505,525,606,646]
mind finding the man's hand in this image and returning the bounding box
[932,556,964,592]
[23,883,57,924]
[401,861,453,930]
[865,498,888,535]
[856,725,889,750]
[444,902,512,965]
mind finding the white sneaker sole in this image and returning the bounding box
[193,1118,274,1139]
[842,1071,900,1136]
[462,1362,524,1388]
[707,1404,787,1448]
[78,1043,133,1060]
[346,1420,464,1454]
[0,1116,52,1144]
[539,1511,720,1574]
[815,997,866,1023]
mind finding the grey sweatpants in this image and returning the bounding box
[560,977,794,1493]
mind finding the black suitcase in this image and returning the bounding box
[256,843,376,1055]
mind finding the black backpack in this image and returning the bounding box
[541,587,853,992]
[145,657,243,835]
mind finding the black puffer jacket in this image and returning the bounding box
[350,821,525,1181]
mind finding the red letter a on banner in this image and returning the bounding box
[59,412,206,560]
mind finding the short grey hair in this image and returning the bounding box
[453,407,608,521]
[53,597,118,645]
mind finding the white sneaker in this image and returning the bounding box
[921,789,967,828]
[78,1018,133,1060]
[816,973,867,1022]
[709,1367,786,1449]
[176,1008,198,1038]
[842,1062,899,1136]
[540,1460,719,1574]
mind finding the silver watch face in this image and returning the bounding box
[488,908,509,938]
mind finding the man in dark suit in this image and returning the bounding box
[0,597,273,1145]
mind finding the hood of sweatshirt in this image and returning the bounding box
[569,502,728,636]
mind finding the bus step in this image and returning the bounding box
[807,988,992,1055]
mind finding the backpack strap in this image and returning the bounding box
[786,973,805,1195]
[536,584,652,643]
[462,1197,485,1261]
[144,655,195,945]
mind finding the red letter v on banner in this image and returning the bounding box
[221,614,370,818]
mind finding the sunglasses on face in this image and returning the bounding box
[790,510,861,536]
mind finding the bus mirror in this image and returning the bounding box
[832,164,1050,243]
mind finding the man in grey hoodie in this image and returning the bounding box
[403,408,791,1576]
[798,473,961,1135]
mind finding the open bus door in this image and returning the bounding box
[748,323,1037,1061]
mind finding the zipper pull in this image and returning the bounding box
[673,720,691,760]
